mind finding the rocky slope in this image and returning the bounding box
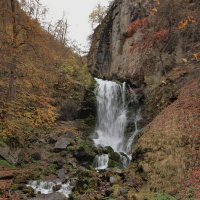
[89,0,200,198]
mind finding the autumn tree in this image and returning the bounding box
[0,0,39,101]
[89,3,107,29]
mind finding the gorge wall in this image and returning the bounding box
[89,0,200,197]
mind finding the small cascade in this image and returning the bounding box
[125,108,142,155]
[27,180,73,198]
[93,154,109,170]
[93,78,142,169]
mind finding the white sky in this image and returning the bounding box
[41,0,109,50]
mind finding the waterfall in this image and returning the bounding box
[93,78,127,152]
[93,78,141,169]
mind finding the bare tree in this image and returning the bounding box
[19,0,48,25]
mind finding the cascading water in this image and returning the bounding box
[93,78,127,152]
[93,78,141,169]
[27,180,73,197]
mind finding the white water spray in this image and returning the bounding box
[93,78,141,169]
[27,180,73,197]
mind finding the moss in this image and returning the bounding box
[112,184,120,197]
[22,186,35,196]
[154,193,177,200]
[0,159,15,168]
[108,159,120,168]
[48,164,57,173]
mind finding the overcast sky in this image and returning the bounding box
[41,0,109,50]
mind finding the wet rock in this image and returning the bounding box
[0,143,24,165]
[74,147,95,164]
[53,184,62,192]
[29,192,68,200]
[22,186,35,196]
[54,136,69,152]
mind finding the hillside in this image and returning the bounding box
[0,0,92,141]
[0,1,94,198]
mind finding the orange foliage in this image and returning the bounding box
[178,16,197,29]
[193,53,200,60]
[178,19,188,30]
[126,18,149,37]
[130,29,169,52]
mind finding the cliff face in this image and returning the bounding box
[89,0,200,121]
[89,0,200,83]
[89,0,200,197]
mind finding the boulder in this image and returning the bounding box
[0,143,23,165]
[54,136,69,152]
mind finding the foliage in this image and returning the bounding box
[130,29,169,52]
[187,187,194,200]
[178,16,197,30]
[126,18,149,37]
[0,159,15,168]
[0,0,93,141]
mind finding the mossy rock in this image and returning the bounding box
[22,186,35,196]
[108,159,120,168]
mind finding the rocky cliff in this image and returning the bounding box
[89,0,200,198]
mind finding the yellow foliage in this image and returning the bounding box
[33,105,57,128]
[150,8,158,16]
[157,0,161,5]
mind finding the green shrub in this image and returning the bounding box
[187,187,194,200]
